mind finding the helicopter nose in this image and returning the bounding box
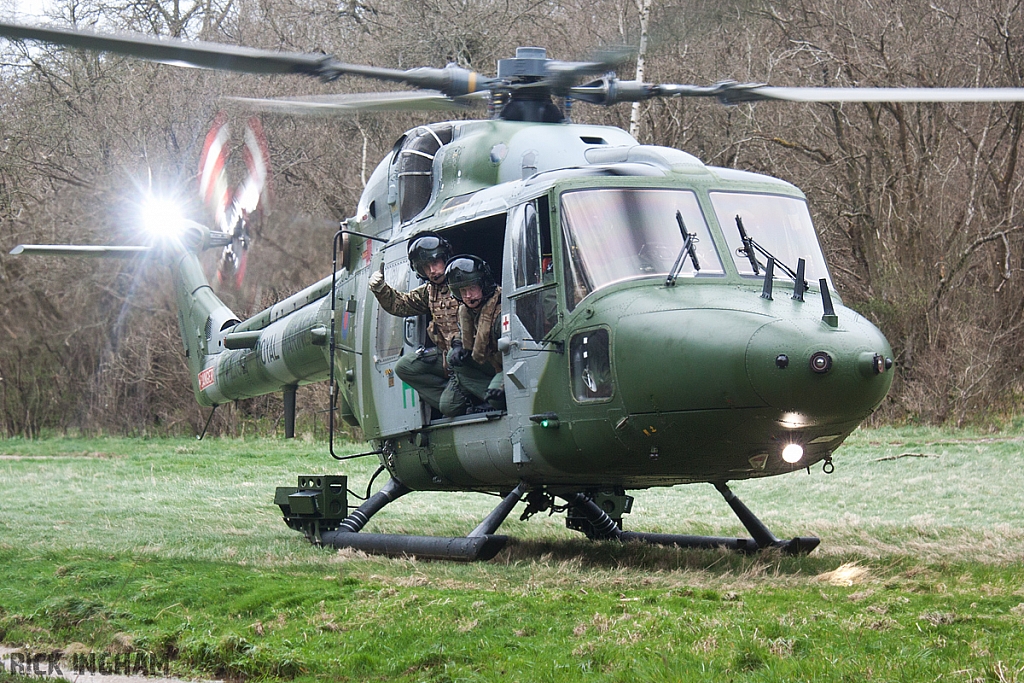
[612,306,893,421]
[614,309,769,413]
[744,314,894,422]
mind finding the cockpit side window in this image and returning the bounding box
[512,198,554,288]
[513,203,542,288]
[509,196,558,340]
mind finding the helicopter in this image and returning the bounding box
[5,20,1023,562]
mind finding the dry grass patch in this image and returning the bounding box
[815,562,870,586]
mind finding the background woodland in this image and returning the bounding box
[0,0,1021,436]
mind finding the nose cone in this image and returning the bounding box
[745,312,893,423]
[615,309,768,413]
[612,301,894,424]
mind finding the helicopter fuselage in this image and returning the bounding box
[176,118,892,495]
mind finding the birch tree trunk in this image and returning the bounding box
[629,0,652,139]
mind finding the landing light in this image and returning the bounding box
[782,443,804,464]
[779,412,808,429]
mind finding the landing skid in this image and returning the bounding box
[562,482,819,555]
[288,478,817,561]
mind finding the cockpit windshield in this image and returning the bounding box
[710,192,833,289]
[560,188,724,310]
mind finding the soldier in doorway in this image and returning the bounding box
[368,232,460,412]
[441,255,506,416]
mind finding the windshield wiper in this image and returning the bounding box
[665,210,700,286]
[734,215,805,286]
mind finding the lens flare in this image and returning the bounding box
[140,196,186,237]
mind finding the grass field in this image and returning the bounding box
[1,427,1023,682]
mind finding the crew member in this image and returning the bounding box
[368,232,460,411]
[440,255,506,416]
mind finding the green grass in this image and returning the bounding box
[1,428,1024,681]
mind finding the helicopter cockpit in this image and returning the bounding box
[558,186,833,310]
[376,178,838,430]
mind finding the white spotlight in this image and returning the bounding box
[782,443,804,464]
[140,196,185,237]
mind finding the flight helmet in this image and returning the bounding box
[444,254,496,304]
[407,232,452,281]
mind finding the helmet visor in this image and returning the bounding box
[410,235,443,253]
[445,256,490,303]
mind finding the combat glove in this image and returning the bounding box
[447,340,471,367]
[368,264,386,293]
[484,387,506,409]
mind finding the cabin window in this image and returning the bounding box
[375,307,405,359]
[710,192,833,290]
[570,328,613,401]
[560,188,723,310]
[397,124,454,223]
[509,197,558,340]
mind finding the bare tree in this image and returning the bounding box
[2,0,1023,431]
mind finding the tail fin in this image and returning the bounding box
[169,243,241,405]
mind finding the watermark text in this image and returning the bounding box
[5,650,170,677]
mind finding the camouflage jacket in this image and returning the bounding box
[371,281,461,356]
[458,287,503,373]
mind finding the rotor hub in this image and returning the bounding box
[497,47,549,80]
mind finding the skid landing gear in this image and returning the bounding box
[318,479,529,561]
[562,482,819,555]
[279,476,817,561]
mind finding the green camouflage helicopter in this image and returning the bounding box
[6,21,1023,561]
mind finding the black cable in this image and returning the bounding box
[364,465,386,500]
[196,405,217,440]
[330,447,383,462]
[346,464,387,501]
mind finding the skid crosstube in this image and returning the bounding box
[317,479,528,562]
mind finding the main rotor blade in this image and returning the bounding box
[573,77,1024,106]
[652,81,1024,104]
[726,85,1024,104]
[536,47,635,94]
[0,21,329,75]
[0,21,498,95]
[546,48,633,79]
[226,90,487,116]
[10,244,152,257]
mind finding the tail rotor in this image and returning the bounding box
[197,112,272,290]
